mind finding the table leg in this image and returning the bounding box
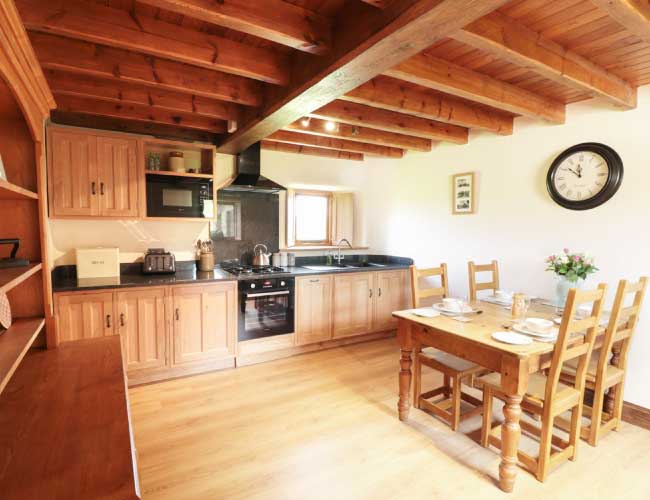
[397,319,413,422]
[499,394,523,493]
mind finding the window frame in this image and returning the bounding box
[291,189,333,247]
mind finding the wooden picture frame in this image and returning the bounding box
[452,172,475,215]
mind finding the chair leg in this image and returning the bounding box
[536,412,554,482]
[451,375,462,431]
[443,374,451,397]
[412,354,421,410]
[569,403,582,461]
[613,382,625,432]
[481,387,493,448]
[588,384,605,447]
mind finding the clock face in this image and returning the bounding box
[547,143,623,211]
[552,151,609,202]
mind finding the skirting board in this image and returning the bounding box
[622,402,650,431]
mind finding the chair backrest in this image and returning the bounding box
[410,264,449,308]
[468,260,499,301]
[545,284,607,405]
[596,277,648,374]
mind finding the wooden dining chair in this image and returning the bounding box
[410,264,485,431]
[479,284,607,482]
[468,260,500,301]
[558,277,648,446]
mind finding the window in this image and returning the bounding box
[293,191,331,245]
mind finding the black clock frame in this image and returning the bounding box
[546,142,623,211]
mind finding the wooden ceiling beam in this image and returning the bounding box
[268,129,404,158]
[17,0,288,85]
[29,33,262,107]
[453,11,636,108]
[54,94,228,133]
[341,75,514,135]
[219,0,511,153]
[137,0,331,55]
[309,99,468,143]
[285,117,431,151]
[45,70,241,124]
[590,0,650,45]
[261,141,364,161]
[385,53,566,123]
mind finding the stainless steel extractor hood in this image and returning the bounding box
[220,142,286,194]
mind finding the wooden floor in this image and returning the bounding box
[129,338,650,500]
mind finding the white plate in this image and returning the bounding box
[512,323,558,339]
[433,303,475,315]
[492,331,533,345]
[410,308,440,318]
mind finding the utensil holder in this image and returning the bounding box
[198,252,215,272]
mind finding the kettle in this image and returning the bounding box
[252,243,271,267]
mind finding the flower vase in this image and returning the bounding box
[555,277,583,309]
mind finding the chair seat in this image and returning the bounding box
[562,353,625,388]
[479,372,581,414]
[419,348,483,375]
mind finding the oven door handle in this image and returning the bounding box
[245,290,291,298]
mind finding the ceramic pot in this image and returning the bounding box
[555,276,583,308]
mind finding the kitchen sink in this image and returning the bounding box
[346,262,386,268]
[302,262,387,271]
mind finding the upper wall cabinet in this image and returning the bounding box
[48,128,139,218]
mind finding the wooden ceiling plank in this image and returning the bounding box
[590,0,650,45]
[17,0,288,85]
[285,117,431,151]
[54,94,228,133]
[342,75,514,135]
[453,11,636,108]
[268,129,403,157]
[218,0,511,153]
[309,99,468,143]
[45,69,241,123]
[261,140,364,161]
[29,33,262,107]
[136,0,331,55]
[385,53,566,123]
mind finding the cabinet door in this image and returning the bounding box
[373,270,409,331]
[48,129,98,217]
[97,136,139,217]
[333,273,373,339]
[172,283,237,366]
[295,276,332,346]
[116,288,167,373]
[55,292,114,342]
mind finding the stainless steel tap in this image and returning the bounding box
[334,238,353,265]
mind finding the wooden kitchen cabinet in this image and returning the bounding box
[373,270,409,332]
[295,275,333,346]
[172,282,237,366]
[332,272,374,339]
[97,136,139,217]
[116,287,168,373]
[48,128,99,217]
[55,291,114,342]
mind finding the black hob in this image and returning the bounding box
[221,264,287,276]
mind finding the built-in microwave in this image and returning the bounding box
[146,174,214,218]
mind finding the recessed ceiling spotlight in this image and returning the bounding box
[324,120,337,132]
[300,117,311,127]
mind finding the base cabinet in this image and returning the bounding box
[373,270,409,331]
[295,275,333,346]
[332,273,374,339]
[55,291,114,342]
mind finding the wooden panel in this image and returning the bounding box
[0,114,36,191]
[0,336,139,500]
[590,0,650,45]
[0,317,44,396]
[295,275,333,346]
[97,136,139,217]
[17,0,289,85]
[333,272,374,338]
[373,270,408,331]
[137,0,332,54]
[47,127,98,217]
[0,263,42,294]
[55,291,114,342]
[116,287,167,373]
[267,130,404,157]
[261,141,364,161]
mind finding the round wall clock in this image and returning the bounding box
[546,142,623,210]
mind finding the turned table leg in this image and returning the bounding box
[499,394,523,493]
[604,342,622,414]
[397,319,413,421]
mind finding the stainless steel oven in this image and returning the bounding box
[238,277,294,342]
[146,174,213,218]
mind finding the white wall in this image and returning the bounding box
[363,87,650,408]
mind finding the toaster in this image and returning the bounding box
[143,248,176,275]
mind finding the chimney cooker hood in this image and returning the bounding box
[220,142,285,194]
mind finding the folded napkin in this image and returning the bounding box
[409,308,441,318]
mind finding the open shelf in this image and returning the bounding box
[0,317,45,395]
[0,179,38,200]
[0,263,42,294]
[145,169,214,179]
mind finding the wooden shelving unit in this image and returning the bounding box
[0,179,39,200]
[145,169,214,180]
[0,317,45,394]
[0,263,42,293]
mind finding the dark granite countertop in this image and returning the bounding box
[52,255,413,293]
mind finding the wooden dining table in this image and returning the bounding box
[393,300,604,493]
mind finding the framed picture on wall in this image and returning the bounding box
[452,172,475,215]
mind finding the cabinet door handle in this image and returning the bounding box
[369,289,373,298]
[120,313,125,327]
[175,308,180,321]
[106,314,111,328]
[310,279,319,283]
[100,182,105,195]
[91,182,96,195]
[378,288,382,297]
